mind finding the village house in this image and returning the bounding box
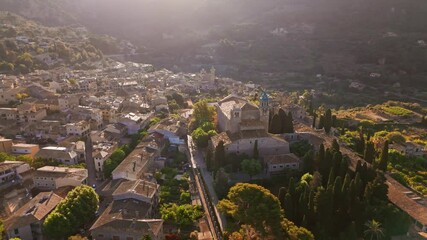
[66,120,91,137]
[0,139,40,158]
[58,95,80,110]
[264,153,301,174]
[3,192,63,240]
[35,146,78,165]
[112,135,160,181]
[69,106,103,130]
[0,104,47,123]
[0,87,22,105]
[11,143,40,158]
[118,112,151,135]
[0,161,31,184]
[33,166,88,190]
[104,123,128,140]
[93,150,109,173]
[90,179,163,240]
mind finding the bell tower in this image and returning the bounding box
[259,90,270,131]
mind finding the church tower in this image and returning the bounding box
[259,91,270,131]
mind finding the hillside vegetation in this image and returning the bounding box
[0,12,122,74]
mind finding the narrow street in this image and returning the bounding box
[187,136,225,240]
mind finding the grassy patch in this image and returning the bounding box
[382,106,413,117]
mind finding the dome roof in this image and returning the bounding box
[260,91,269,101]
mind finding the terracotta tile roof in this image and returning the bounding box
[264,153,300,165]
[386,175,427,225]
[35,166,88,182]
[90,199,163,236]
[113,179,159,200]
[4,192,63,230]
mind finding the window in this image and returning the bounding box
[98,234,104,238]
[126,237,134,240]
[14,229,19,234]
[98,162,101,166]
[113,236,120,240]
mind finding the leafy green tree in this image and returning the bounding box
[103,158,117,178]
[0,62,14,73]
[364,220,385,240]
[16,52,33,69]
[218,183,284,236]
[191,127,210,148]
[378,141,389,171]
[241,159,262,180]
[229,225,262,240]
[43,185,99,239]
[160,204,203,228]
[110,149,125,162]
[192,100,216,130]
[141,235,152,240]
[385,132,406,144]
[43,211,73,239]
[179,192,191,204]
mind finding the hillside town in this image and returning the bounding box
[0,57,426,240]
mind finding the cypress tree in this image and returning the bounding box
[284,112,294,133]
[324,109,332,133]
[364,141,375,164]
[378,141,389,171]
[327,168,336,189]
[312,114,317,128]
[338,157,349,178]
[278,187,287,206]
[288,177,296,199]
[332,115,337,127]
[269,114,282,134]
[303,150,315,173]
[253,140,259,159]
[284,193,294,220]
[332,151,343,177]
[333,176,343,205]
[319,115,325,129]
[315,143,325,171]
[214,141,226,169]
[279,108,287,133]
[308,101,314,116]
[332,139,340,152]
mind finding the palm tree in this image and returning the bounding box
[364,219,385,240]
